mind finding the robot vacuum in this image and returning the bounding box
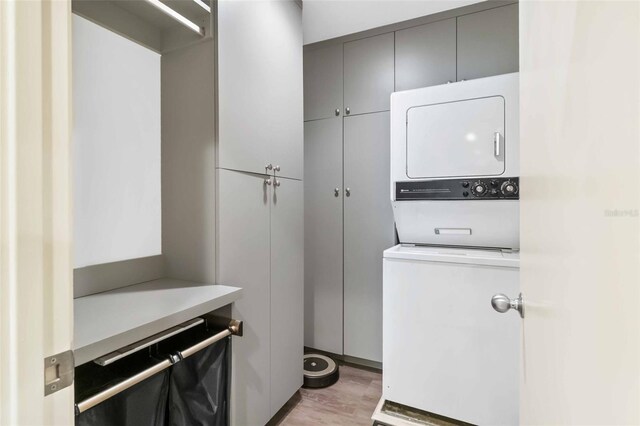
[303,353,339,388]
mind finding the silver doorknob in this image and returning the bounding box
[274,165,281,172]
[335,108,340,116]
[491,293,524,318]
[264,178,272,186]
[345,107,350,115]
[274,179,281,187]
[265,163,273,170]
[334,188,340,197]
[345,188,351,197]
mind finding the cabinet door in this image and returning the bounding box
[304,43,343,121]
[343,112,395,362]
[344,33,395,115]
[395,18,456,91]
[304,118,343,355]
[218,0,303,179]
[270,177,304,415]
[457,3,519,81]
[269,0,304,180]
[217,169,272,426]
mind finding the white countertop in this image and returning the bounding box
[74,278,242,365]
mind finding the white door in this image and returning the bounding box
[519,2,640,424]
[406,96,505,179]
[0,1,74,424]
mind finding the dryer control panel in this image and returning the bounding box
[396,177,519,201]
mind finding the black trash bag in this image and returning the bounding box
[168,338,229,426]
[75,368,170,426]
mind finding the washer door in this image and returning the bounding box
[406,96,505,178]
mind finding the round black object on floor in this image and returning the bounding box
[303,354,339,388]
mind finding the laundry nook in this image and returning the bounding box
[1,1,638,426]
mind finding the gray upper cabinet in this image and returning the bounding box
[395,18,457,91]
[304,43,343,121]
[218,0,303,180]
[344,33,395,115]
[457,3,519,81]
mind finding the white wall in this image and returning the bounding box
[302,0,483,44]
[73,15,161,267]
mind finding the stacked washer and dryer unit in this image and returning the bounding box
[380,73,521,426]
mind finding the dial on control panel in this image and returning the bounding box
[471,181,488,197]
[501,180,519,196]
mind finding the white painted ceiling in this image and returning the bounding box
[303,0,485,45]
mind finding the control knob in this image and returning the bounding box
[471,181,488,197]
[501,180,519,196]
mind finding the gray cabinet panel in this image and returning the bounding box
[344,33,395,115]
[343,112,395,362]
[303,118,343,355]
[270,177,304,415]
[269,0,303,180]
[218,169,272,426]
[457,4,519,81]
[304,44,343,121]
[395,18,456,91]
[218,0,303,179]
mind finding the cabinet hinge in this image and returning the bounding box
[44,350,74,396]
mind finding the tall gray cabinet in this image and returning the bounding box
[217,1,303,425]
[304,32,396,364]
[304,2,519,364]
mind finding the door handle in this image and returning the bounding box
[491,293,524,318]
[345,188,351,197]
[264,178,272,186]
[494,132,501,157]
[274,179,281,187]
[334,188,340,197]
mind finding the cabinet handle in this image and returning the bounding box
[345,188,351,197]
[335,108,340,116]
[274,165,281,172]
[345,107,350,115]
[264,178,272,186]
[334,188,340,197]
[274,179,281,187]
[265,163,273,171]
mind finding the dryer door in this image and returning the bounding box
[406,96,505,178]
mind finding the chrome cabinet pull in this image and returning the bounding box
[274,179,281,187]
[274,165,281,172]
[345,107,350,115]
[264,178,272,186]
[345,188,351,197]
[335,108,340,116]
[265,163,273,171]
[334,188,340,197]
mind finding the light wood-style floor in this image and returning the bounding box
[269,364,382,426]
